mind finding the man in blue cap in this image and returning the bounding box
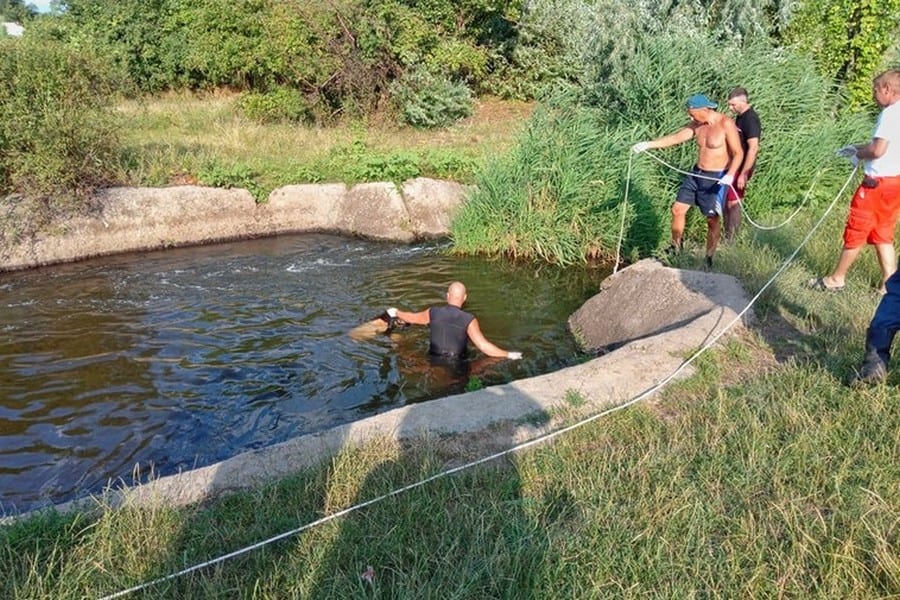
[631,93,744,268]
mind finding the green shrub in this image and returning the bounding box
[425,38,488,83]
[0,36,122,201]
[784,0,900,112]
[237,87,312,123]
[422,150,477,181]
[347,152,421,183]
[197,162,266,201]
[391,69,474,128]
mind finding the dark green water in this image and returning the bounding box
[0,234,604,513]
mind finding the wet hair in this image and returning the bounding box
[728,87,749,101]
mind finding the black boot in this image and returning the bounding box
[849,327,895,385]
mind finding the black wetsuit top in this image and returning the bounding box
[735,107,761,170]
[428,305,475,357]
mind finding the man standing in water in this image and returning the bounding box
[724,87,762,241]
[632,93,744,268]
[388,281,522,359]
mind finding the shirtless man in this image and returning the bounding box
[632,93,744,268]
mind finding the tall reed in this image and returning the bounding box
[452,34,872,265]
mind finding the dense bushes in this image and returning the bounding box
[35,0,520,126]
[391,69,473,128]
[783,0,900,112]
[0,36,121,201]
[451,32,873,265]
[23,0,900,126]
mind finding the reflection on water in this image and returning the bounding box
[0,234,604,512]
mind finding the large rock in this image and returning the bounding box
[336,182,414,242]
[262,183,349,233]
[569,258,752,352]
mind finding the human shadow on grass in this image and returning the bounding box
[299,365,561,598]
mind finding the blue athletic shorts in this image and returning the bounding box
[676,166,726,217]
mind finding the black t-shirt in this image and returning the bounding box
[735,107,761,158]
[428,305,475,357]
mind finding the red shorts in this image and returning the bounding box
[726,168,754,203]
[842,176,900,247]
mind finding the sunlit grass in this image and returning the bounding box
[115,90,534,191]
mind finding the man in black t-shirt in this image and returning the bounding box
[724,87,762,241]
[389,281,521,359]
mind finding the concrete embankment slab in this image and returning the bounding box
[0,178,467,272]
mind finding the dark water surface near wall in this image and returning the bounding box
[0,234,604,513]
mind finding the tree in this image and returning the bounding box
[0,0,35,22]
[785,0,900,111]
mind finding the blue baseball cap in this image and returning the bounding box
[686,93,717,109]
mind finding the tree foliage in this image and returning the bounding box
[0,36,121,200]
[37,0,521,122]
[784,0,900,111]
[0,0,35,23]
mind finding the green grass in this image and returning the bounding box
[113,91,534,197]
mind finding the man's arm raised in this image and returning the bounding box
[633,126,695,153]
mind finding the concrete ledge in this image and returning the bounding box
[0,177,469,272]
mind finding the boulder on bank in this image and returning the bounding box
[569,258,752,353]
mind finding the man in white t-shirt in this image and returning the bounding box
[810,69,900,294]
[831,69,900,385]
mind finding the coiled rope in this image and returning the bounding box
[98,165,859,600]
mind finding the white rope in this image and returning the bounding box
[97,166,858,600]
[613,154,634,273]
[641,150,832,231]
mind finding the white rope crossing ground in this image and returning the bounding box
[642,150,826,231]
[98,165,859,600]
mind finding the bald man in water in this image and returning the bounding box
[389,281,522,359]
[632,93,744,268]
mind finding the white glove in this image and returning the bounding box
[507,351,523,360]
[386,307,398,318]
[835,145,857,158]
[718,173,734,187]
[631,141,650,154]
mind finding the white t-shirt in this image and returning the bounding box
[867,100,900,176]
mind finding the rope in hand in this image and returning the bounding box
[640,150,831,231]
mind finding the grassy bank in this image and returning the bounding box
[114,91,534,198]
[2,204,898,597]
